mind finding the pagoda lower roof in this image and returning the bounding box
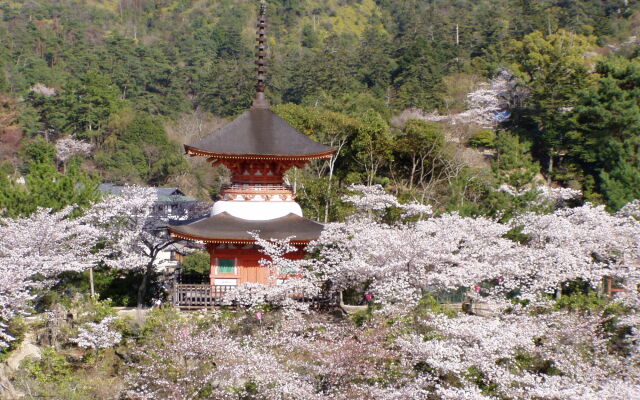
[168,212,324,244]
[185,108,335,160]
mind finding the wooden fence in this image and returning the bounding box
[171,283,336,310]
[172,284,236,309]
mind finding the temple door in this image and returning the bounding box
[240,263,270,284]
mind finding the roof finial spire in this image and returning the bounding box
[252,0,269,109]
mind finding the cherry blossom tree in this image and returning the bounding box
[124,309,428,400]
[30,83,56,97]
[420,70,526,129]
[71,316,122,351]
[617,199,640,219]
[55,137,93,165]
[304,185,640,397]
[123,301,640,399]
[399,311,640,399]
[6,183,638,399]
[0,207,99,347]
[86,186,179,307]
[222,234,322,311]
[121,185,640,399]
[512,203,640,298]
[124,317,321,400]
[89,185,209,306]
[222,186,436,312]
[497,184,582,209]
[309,185,640,309]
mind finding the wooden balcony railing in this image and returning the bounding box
[173,284,236,309]
[171,283,336,310]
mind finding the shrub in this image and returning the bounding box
[415,294,458,318]
[468,129,496,148]
[554,292,609,312]
[23,347,72,384]
[0,316,26,362]
[181,251,210,275]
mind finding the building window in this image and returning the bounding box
[217,258,235,274]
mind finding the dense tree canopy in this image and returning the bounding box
[0,0,640,216]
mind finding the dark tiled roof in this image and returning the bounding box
[98,184,197,203]
[168,212,324,243]
[185,108,334,159]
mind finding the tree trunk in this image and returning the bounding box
[324,156,336,223]
[409,155,417,191]
[137,262,154,308]
[89,267,95,299]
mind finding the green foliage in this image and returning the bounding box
[181,251,210,275]
[18,346,124,399]
[77,297,117,323]
[1,0,639,213]
[23,347,73,384]
[504,225,531,245]
[301,24,320,48]
[392,39,445,112]
[349,306,373,327]
[49,267,160,307]
[554,292,609,312]
[508,30,595,176]
[352,110,393,185]
[514,351,562,376]
[200,59,255,117]
[22,138,55,165]
[414,294,458,318]
[400,119,444,150]
[468,129,496,148]
[492,131,540,189]
[600,164,640,210]
[466,365,499,396]
[140,306,183,339]
[284,34,365,106]
[274,103,365,220]
[94,111,188,185]
[0,317,26,362]
[392,119,448,192]
[273,103,360,151]
[0,61,7,92]
[570,57,640,210]
[341,284,369,306]
[0,140,100,217]
[28,72,124,139]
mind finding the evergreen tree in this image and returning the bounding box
[570,57,640,209]
[392,39,445,112]
[0,139,99,217]
[508,30,594,179]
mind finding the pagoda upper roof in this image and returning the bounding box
[168,212,324,244]
[185,108,335,160]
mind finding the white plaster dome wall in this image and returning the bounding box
[211,200,303,220]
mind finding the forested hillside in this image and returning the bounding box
[1,0,640,217]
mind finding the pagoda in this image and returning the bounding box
[168,0,335,291]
